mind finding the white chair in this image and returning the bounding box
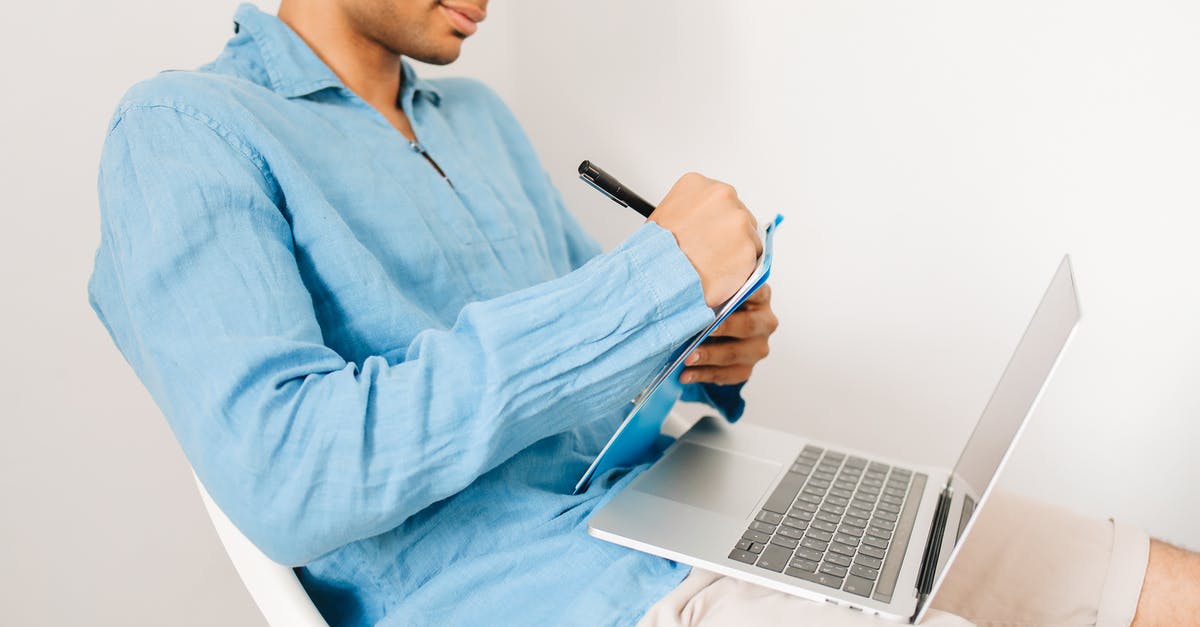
[190,410,699,626]
[193,473,329,627]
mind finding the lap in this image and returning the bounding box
[637,490,1149,626]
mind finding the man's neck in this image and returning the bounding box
[277,2,406,127]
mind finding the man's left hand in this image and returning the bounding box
[681,284,778,385]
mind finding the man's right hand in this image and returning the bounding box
[649,172,763,308]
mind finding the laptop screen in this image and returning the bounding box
[912,256,1081,622]
[949,256,1081,498]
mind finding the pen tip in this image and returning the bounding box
[578,160,591,175]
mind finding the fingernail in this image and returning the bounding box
[682,373,694,383]
[686,351,700,365]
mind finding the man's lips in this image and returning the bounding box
[438,1,486,37]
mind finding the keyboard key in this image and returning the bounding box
[847,506,873,520]
[742,530,771,544]
[789,507,815,520]
[843,574,875,597]
[750,521,777,534]
[838,524,864,538]
[860,545,885,559]
[820,563,848,578]
[824,451,845,461]
[826,495,849,507]
[786,567,845,589]
[770,535,798,549]
[833,533,860,547]
[747,542,765,554]
[789,557,819,572]
[868,462,890,473]
[845,456,867,469]
[756,510,784,525]
[729,549,757,564]
[800,537,829,552]
[792,500,818,514]
[777,525,804,540]
[755,544,793,572]
[805,529,832,543]
[854,554,882,569]
[801,445,824,455]
[782,516,808,530]
[876,501,900,515]
[790,545,820,561]
[880,494,904,506]
[791,463,814,474]
[843,515,869,528]
[819,503,846,517]
[816,511,841,524]
[829,487,853,499]
[797,493,822,505]
[863,535,889,550]
[870,518,896,531]
[811,509,840,523]
[762,470,809,514]
[866,527,892,541]
[874,510,898,523]
[807,479,831,489]
[735,539,752,551]
[824,552,851,567]
[850,563,879,580]
[828,542,856,557]
[850,499,875,512]
[810,519,837,533]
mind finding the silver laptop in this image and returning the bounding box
[589,256,1080,623]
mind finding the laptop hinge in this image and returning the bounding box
[911,486,953,620]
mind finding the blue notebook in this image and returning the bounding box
[574,214,783,493]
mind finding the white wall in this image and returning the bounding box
[1,1,1196,625]
[470,0,1200,549]
[1,1,275,625]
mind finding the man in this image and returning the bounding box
[88,1,1197,625]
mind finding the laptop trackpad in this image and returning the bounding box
[633,442,781,518]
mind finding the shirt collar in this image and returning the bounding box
[232,3,442,104]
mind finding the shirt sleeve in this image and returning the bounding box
[681,382,747,422]
[89,104,714,565]
[542,176,747,420]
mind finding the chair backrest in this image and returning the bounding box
[192,473,328,627]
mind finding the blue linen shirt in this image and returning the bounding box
[88,4,746,626]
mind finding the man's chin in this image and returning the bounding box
[409,42,462,66]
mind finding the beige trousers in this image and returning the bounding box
[638,491,1149,627]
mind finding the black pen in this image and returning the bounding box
[578,160,656,218]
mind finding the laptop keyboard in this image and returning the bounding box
[728,445,927,603]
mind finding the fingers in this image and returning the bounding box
[749,217,764,258]
[745,283,772,306]
[680,364,754,386]
[685,336,769,368]
[712,307,780,339]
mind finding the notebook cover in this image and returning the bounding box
[573,215,782,494]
